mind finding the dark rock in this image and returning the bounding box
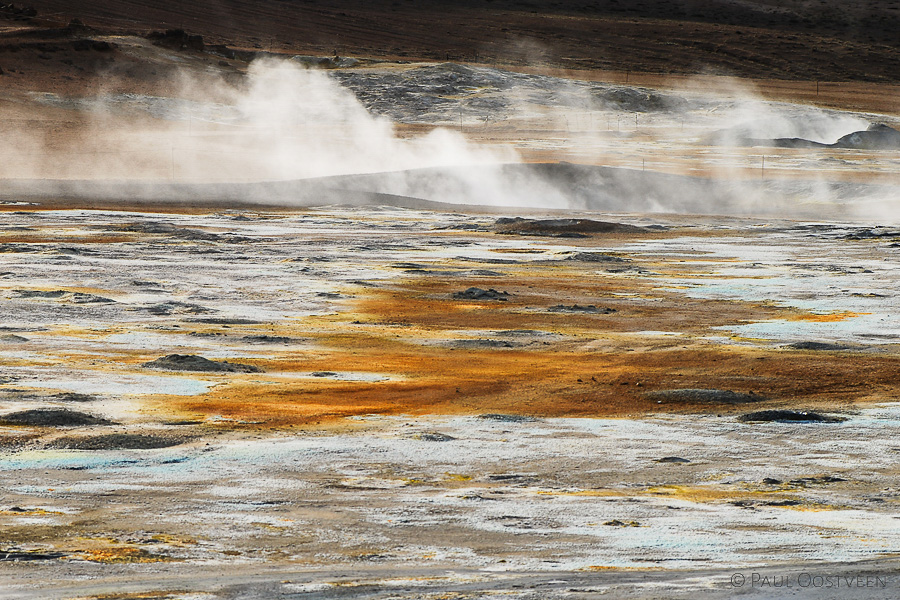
[414,432,456,442]
[242,335,295,344]
[566,252,628,263]
[185,317,263,325]
[785,341,853,351]
[647,389,764,404]
[762,499,801,506]
[49,392,98,402]
[656,456,691,463]
[1,550,67,561]
[477,413,536,423]
[761,478,782,485]
[789,475,847,485]
[15,289,67,298]
[450,339,517,349]
[48,434,187,450]
[143,301,212,315]
[453,287,510,301]
[0,409,112,427]
[148,29,204,52]
[495,217,646,237]
[604,519,641,527]
[547,304,615,314]
[310,371,337,377]
[738,410,846,423]
[142,354,262,373]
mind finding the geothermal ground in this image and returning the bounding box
[2,15,900,600]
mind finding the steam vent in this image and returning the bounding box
[2,1,900,598]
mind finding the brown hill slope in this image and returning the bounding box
[14,0,900,82]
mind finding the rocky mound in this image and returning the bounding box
[48,434,188,450]
[786,341,853,351]
[833,124,900,150]
[452,288,510,301]
[495,218,646,237]
[0,409,112,426]
[142,354,262,373]
[710,123,900,150]
[738,410,846,423]
[547,304,615,314]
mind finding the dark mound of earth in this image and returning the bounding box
[1,550,68,562]
[786,341,853,351]
[647,389,764,404]
[566,252,629,263]
[548,304,616,314]
[0,409,112,427]
[711,124,900,151]
[48,434,188,450]
[657,456,691,463]
[414,432,456,442]
[738,410,846,423]
[495,218,646,237]
[477,414,536,423]
[184,317,264,325]
[449,339,518,349]
[142,354,262,373]
[833,124,900,150]
[49,392,98,402]
[453,287,510,301]
[242,335,296,344]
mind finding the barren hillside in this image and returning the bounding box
[14,0,900,81]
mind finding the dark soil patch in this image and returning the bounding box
[184,317,264,325]
[1,550,68,561]
[786,341,854,351]
[449,339,518,349]
[0,409,112,426]
[738,410,846,423]
[142,354,262,373]
[414,432,456,442]
[477,413,536,423]
[453,287,510,301]
[647,389,764,404]
[49,392,99,402]
[242,335,296,344]
[566,252,629,263]
[656,456,691,463]
[495,218,646,237]
[547,304,616,314]
[47,433,188,450]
